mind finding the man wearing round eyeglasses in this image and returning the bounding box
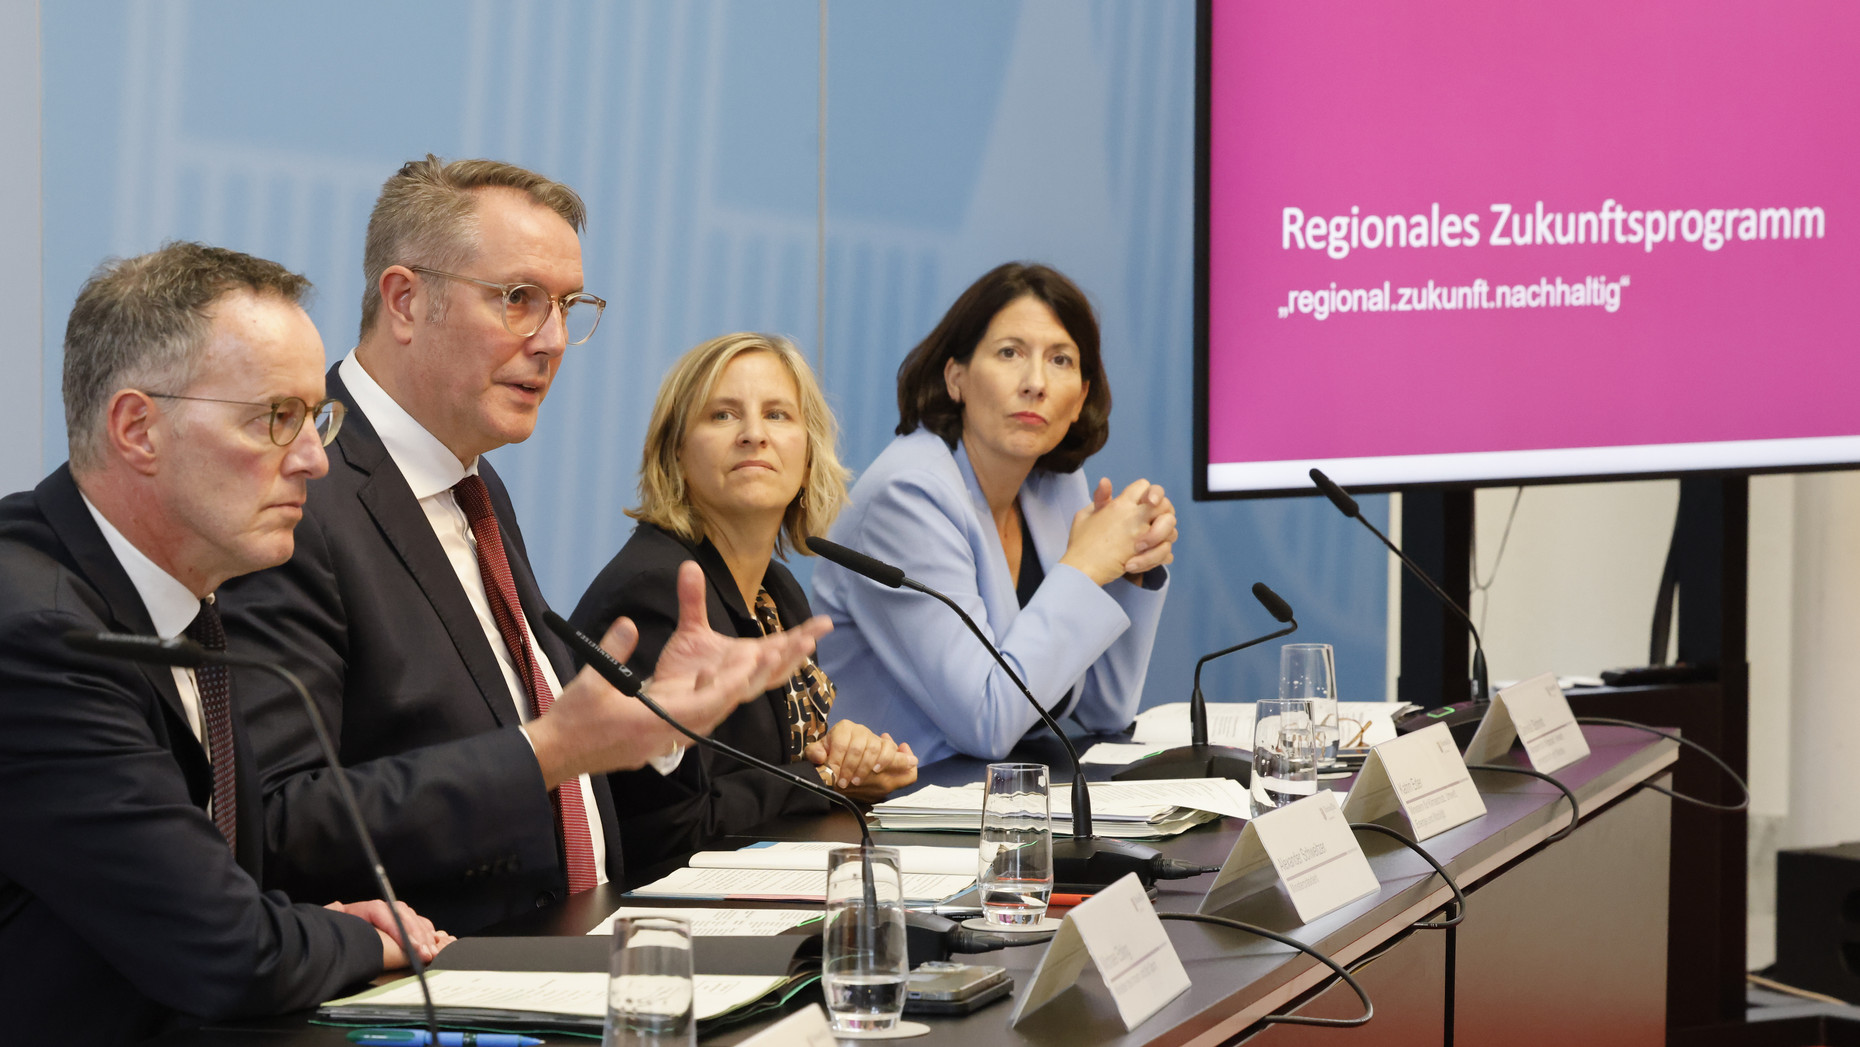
[219,156,826,935]
[0,242,453,1039]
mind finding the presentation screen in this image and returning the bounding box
[1197,0,1860,497]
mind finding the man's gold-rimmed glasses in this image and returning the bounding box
[144,393,347,447]
[406,265,607,345]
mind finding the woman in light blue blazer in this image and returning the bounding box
[814,262,1175,764]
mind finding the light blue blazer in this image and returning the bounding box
[814,430,1168,765]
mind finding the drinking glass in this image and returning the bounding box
[603,915,696,1047]
[1281,643,1340,763]
[822,845,909,1033]
[978,762,1053,926]
[1251,697,1318,814]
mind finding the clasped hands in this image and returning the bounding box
[805,720,918,802]
[1060,477,1178,587]
[527,561,832,789]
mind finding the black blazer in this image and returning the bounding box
[0,467,380,1043]
[219,366,623,934]
[569,522,830,870]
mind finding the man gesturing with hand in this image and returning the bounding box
[221,157,827,935]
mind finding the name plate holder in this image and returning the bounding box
[1010,873,1191,1031]
[1464,671,1590,773]
[1340,722,1487,841]
[1199,791,1380,921]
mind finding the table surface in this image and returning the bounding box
[149,726,1677,1047]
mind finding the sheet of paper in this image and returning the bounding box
[1011,873,1190,1031]
[1130,701,1409,750]
[1089,778,1252,820]
[628,866,972,903]
[323,969,786,1022]
[1343,723,1486,841]
[1080,741,1177,766]
[689,841,975,877]
[875,778,1248,820]
[585,906,821,937]
[1465,671,1590,773]
[739,1003,837,1047]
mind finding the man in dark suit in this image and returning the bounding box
[0,242,448,1041]
[220,157,826,934]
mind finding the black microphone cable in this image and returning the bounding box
[64,631,439,1038]
[1464,764,1581,843]
[1155,912,1373,1028]
[1574,716,1751,812]
[1346,823,1466,929]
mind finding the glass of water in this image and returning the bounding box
[979,762,1053,926]
[603,915,695,1047]
[823,845,908,1033]
[1251,697,1318,815]
[1281,642,1340,763]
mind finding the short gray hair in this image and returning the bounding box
[358,155,587,339]
[63,241,311,473]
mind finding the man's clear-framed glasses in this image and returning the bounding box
[144,393,347,447]
[406,265,607,345]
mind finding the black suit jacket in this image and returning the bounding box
[569,522,829,869]
[0,467,380,1044]
[219,366,623,934]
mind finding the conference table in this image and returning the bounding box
[151,726,1676,1047]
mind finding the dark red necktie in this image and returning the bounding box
[453,474,598,893]
[185,598,237,852]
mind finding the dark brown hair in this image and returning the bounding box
[895,262,1110,474]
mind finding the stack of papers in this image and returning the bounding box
[627,841,977,903]
[585,906,822,937]
[321,970,791,1030]
[1080,701,1413,765]
[867,777,1250,838]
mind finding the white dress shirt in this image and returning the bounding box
[337,352,644,886]
[81,494,216,799]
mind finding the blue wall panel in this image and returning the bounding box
[40,0,1389,726]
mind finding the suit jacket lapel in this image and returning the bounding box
[36,467,199,743]
[328,369,524,727]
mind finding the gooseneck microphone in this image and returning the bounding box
[1114,583,1298,783]
[808,537,1206,888]
[540,610,879,855]
[63,630,439,1038]
[1309,468,1491,721]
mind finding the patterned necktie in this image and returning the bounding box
[751,589,835,761]
[453,474,598,893]
[185,598,238,852]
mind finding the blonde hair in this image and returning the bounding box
[358,155,586,338]
[630,333,850,556]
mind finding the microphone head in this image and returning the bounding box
[1251,582,1296,624]
[805,536,906,589]
[64,630,213,669]
[1309,468,1361,519]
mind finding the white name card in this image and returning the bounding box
[1199,791,1379,922]
[1464,671,1591,774]
[1010,872,1191,1031]
[1340,722,1487,841]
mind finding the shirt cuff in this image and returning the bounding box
[650,745,686,776]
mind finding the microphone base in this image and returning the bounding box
[1394,701,1491,750]
[1052,836,1162,889]
[1111,743,1252,785]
